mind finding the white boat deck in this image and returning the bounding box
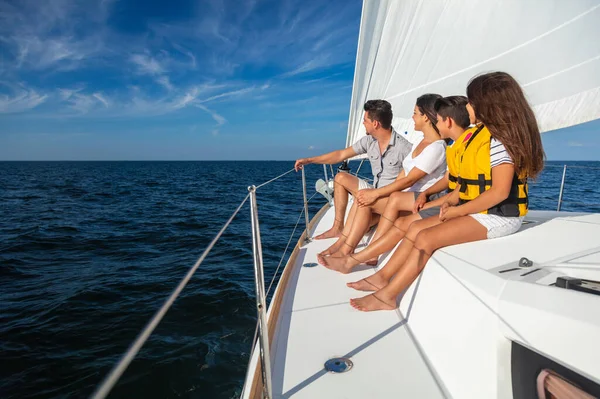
[270,211,446,398]
[249,205,600,398]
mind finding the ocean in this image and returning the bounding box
[1,160,600,398]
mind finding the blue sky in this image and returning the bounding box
[0,0,598,161]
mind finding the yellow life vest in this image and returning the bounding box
[446,127,478,191]
[457,125,528,217]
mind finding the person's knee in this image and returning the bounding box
[387,191,402,207]
[405,222,423,241]
[414,230,434,256]
[393,217,409,232]
[334,172,351,190]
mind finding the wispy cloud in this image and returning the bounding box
[130,53,166,75]
[0,82,48,113]
[0,0,111,72]
[568,141,584,147]
[195,103,227,136]
[92,92,109,108]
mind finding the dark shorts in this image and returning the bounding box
[418,206,441,219]
[413,189,447,219]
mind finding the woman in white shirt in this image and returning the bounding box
[318,94,447,271]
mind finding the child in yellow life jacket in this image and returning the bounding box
[349,72,545,311]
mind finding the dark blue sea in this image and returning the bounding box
[1,160,600,398]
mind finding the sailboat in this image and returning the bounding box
[240,1,600,398]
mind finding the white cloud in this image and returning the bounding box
[0,82,48,113]
[93,92,110,107]
[0,0,111,71]
[156,76,174,91]
[568,141,584,147]
[130,53,165,75]
[308,145,315,150]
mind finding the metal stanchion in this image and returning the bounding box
[248,186,273,399]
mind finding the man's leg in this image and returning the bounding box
[314,172,361,240]
[319,201,358,256]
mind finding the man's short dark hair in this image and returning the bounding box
[364,100,393,130]
[434,96,470,129]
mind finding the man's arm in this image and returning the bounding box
[294,147,358,171]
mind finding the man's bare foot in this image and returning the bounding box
[346,273,388,291]
[320,255,354,274]
[314,226,343,240]
[350,293,396,312]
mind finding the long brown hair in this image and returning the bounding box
[467,72,545,178]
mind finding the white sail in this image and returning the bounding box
[346,0,600,149]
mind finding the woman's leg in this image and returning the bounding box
[321,212,422,274]
[350,215,488,311]
[321,195,390,259]
[345,216,442,288]
[369,192,416,244]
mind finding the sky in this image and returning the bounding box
[0,0,598,161]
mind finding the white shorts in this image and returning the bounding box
[469,213,524,239]
[357,178,373,190]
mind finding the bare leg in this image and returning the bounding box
[346,216,441,290]
[324,213,422,276]
[370,191,416,244]
[319,201,358,256]
[350,216,488,311]
[314,172,359,240]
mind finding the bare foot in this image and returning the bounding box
[317,253,328,267]
[350,293,396,312]
[320,255,354,274]
[346,273,388,291]
[314,226,342,240]
[319,236,346,256]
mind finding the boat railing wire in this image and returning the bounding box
[90,166,326,399]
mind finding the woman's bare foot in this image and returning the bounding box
[346,273,388,291]
[319,236,346,256]
[314,226,342,240]
[350,293,396,311]
[320,255,355,274]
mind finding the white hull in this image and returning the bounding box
[243,206,600,398]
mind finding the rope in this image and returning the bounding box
[266,207,305,298]
[90,194,250,399]
[265,190,319,298]
[255,168,296,189]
